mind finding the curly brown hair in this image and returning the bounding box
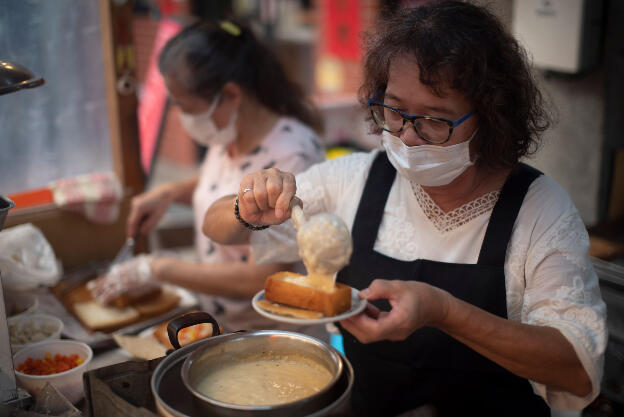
[359,0,552,168]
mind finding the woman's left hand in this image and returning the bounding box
[87,255,159,305]
[340,279,451,343]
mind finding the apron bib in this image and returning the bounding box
[336,152,550,417]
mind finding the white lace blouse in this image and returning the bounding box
[250,150,607,411]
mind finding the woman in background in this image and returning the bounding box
[89,19,325,333]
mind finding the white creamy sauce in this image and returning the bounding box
[194,354,333,406]
[282,275,317,287]
[281,274,335,292]
[296,213,352,278]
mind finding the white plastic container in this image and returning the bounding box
[13,340,93,404]
[4,291,39,318]
[8,313,63,353]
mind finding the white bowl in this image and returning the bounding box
[8,313,63,353]
[13,340,93,404]
[4,291,39,318]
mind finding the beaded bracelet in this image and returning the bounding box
[234,196,270,231]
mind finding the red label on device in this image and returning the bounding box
[321,0,362,61]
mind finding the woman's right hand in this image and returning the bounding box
[237,168,302,226]
[127,184,176,237]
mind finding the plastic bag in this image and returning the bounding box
[0,223,62,291]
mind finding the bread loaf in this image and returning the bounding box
[73,301,140,330]
[73,285,179,331]
[112,286,162,308]
[133,288,180,316]
[264,272,351,317]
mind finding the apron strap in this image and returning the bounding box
[477,163,542,266]
[351,151,397,253]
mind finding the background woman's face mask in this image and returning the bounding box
[382,130,477,186]
[178,93,238,146]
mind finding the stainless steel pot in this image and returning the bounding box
[151,312,353,417]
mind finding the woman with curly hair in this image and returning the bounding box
[204,2,606,416]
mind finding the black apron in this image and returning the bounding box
[336,152,551,417]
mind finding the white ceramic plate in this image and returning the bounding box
[252,288,367,325]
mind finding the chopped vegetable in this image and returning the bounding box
[9,319,58,345]
[17,353,84,375]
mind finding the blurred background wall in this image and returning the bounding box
[474,0,614,228]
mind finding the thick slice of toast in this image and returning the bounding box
[264,271,351,317]
[112,286,162,308]
[133,287,181,317]
[73,301,140,330]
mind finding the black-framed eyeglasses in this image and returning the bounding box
[367,92,473,144]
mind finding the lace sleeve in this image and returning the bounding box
[521,207,607,410]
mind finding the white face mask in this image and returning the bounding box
[382,130,476,186]
[178,93,238,147]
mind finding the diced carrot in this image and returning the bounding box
[17,353,84,375]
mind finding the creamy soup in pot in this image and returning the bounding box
[194,353,333,406]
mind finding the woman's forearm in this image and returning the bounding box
[437,295,592,397]
[203,194,252,245]
[151,256,290,298]
[161,176,199,205]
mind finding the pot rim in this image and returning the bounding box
[180,330,343,411]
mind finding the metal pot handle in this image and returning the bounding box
[166,311,222,350]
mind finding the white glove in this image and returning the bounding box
[87,255,160,305]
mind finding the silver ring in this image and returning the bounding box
[242,187,253,195]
